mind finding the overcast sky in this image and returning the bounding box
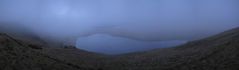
[0,0,239,54]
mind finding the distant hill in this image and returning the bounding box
[0,22,46,45]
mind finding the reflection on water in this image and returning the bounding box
[76,34,187,54]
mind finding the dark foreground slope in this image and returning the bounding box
[105,27,239,70]
[0,33,105,70]
[0,22,106,70]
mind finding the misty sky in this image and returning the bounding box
[0,0,239,54]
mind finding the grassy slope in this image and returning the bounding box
[104,27,239,70]
[0,33,98,70]
[0,27,239,70]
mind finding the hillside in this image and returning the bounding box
[0,27,239,70]
[0,33,105,70]
[104,27,239,70]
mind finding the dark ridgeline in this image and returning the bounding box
[0,27,239,70]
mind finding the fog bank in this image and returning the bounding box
[0,0,238,53]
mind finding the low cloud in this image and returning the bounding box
[0,0,238,45]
